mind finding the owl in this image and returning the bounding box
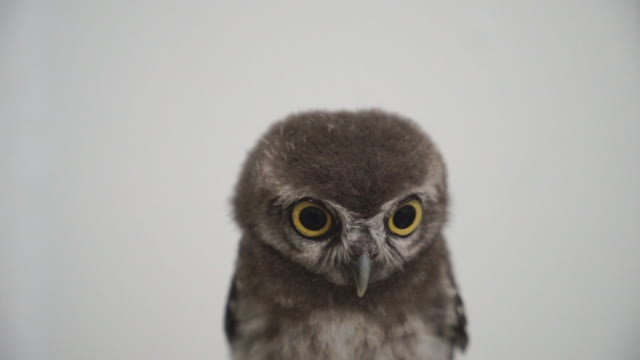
[225,110,468,360]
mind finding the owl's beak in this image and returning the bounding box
[351,254,372,297]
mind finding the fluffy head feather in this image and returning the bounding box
[233,109,449,287]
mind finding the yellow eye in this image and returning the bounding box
[292,201,332,238]
[388,199,423,236]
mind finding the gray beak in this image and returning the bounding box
[351,254,372,297]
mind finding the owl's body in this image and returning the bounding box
[226,110,467,360]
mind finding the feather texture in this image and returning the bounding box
[226,109,468,360]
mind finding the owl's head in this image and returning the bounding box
[233,110,448,297]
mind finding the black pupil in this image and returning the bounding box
[393,205,416,229]
[299,206,327,231]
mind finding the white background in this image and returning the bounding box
[2,1,639,359]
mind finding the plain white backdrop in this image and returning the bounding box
[2,1,639,359]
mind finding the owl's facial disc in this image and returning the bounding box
[275,194,435,297]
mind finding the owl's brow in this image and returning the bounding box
[378,185,438,213]
[271,185,313,208]
[272,184,438,214]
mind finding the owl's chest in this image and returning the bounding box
[233,308,450,360]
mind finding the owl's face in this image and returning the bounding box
[233,110,448,296]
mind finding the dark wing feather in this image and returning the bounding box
[224,277,238,343]
[444,259,468,351]
[451,292,468,351]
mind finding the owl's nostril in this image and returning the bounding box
[349,242,379,259]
